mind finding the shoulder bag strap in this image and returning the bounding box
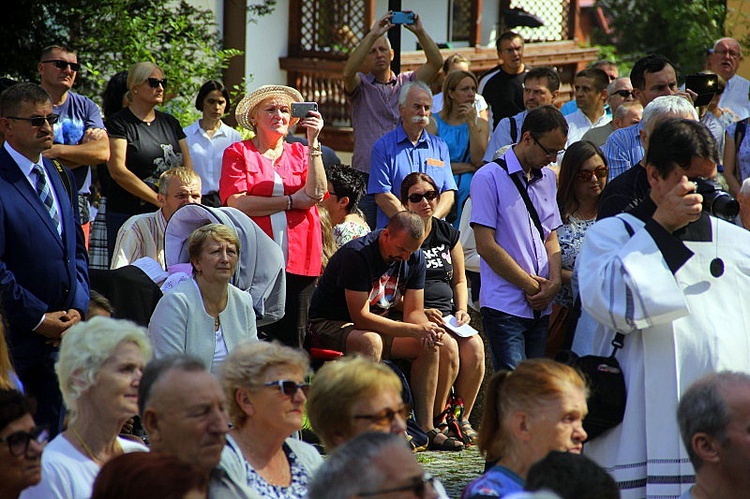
[493,157,544,242]
[509,116,518,143]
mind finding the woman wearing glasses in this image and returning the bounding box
[148,224,258,375]
[105,61,193,260]
[21,317,151,499]
[0,390,46,499]
[307,356,407,451]
[401,172,483,448]
[219,341,322,499]
[545,141,607,355]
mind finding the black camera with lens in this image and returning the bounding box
[693,178,739,221]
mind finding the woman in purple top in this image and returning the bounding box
[462,358,588,499]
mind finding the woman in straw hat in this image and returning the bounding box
[220,85,326,349]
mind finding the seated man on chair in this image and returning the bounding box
[307,210,462,451]
[110,167,201,270]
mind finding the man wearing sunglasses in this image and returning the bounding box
[38,45,109,247]
[581,77,637,147]
[471,105,566,371]
[0,83,89,436]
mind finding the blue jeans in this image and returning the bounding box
[359,192,377,230]
[481,307,549,371]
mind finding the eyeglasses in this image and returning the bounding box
[5,114,60,127]
[360,473,436,498]
[532,135,565,158]
[41,59,80,72]
[147,77,169,89]
[612,89,635,99]
[263,380,310,397]
[353,404,410,430]
[0,426,49,457]
[576,166,609,182]
[714,49,741,60]
[407,190,438,204]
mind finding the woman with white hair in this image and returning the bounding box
[219,85,326,349]
[219,341,322,498]
[21,317,152,499]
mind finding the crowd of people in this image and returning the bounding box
[2,10,750,498]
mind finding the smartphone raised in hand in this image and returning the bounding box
[391,11,415,25]
[685,73,719,107]
[291,102,318,118]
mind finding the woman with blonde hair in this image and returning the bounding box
[219,341,322,498]
[427,69,489,226]
[307,356,407,451]
[105,61,192,258]
[148,223,258,374]
[462,358,588,498]
[21,317,152,499]
[220,85,326,348]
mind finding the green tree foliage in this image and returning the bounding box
[1,0,262,125]
[594,0,727,77]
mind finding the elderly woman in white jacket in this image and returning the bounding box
[148,223,258,373]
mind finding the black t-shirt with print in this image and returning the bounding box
[309,229,426,322]
[422,218,459,315]
[105,107,186,215]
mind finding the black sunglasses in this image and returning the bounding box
[407,190,438,204]
[0,426,49,457]
[360,473,436,498]
[42,59,80,72]
[353,404,411,429]
[612,89,635,98]
[263,380,310,397]
[147,77,168,89]
[5,114,60,127]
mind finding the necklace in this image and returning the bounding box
[214,315,221,331]
[72,425,121,464]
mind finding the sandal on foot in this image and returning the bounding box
[427,428,464,451]
[460,420,478,445]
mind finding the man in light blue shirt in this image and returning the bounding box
[369,81,456,228]
[483,67,560,163]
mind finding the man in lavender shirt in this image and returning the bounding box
[470,106,566,371]
[343,10,442,228]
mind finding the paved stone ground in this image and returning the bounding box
[417,446,486,498]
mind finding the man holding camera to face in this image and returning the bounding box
[573,118,750,499]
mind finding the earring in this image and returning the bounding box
[134,90,138,94]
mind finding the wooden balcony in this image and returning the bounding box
[280,40,599,152]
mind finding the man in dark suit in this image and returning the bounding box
[0,83,89,434]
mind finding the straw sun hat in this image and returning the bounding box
[235,85,304,131]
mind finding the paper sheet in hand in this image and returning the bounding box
[442,314,478,337]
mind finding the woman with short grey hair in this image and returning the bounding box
[22,317,152,499]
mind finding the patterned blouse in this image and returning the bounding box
[244,443,311,499]
[553,215,596,308]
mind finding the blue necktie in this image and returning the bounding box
[32,164,61,235]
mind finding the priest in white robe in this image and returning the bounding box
[573,118,750,499]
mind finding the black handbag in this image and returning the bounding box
[555,217,636,440]
[557,333,626,440]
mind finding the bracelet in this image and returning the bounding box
[287,195,293,211]
[309,142,323,157]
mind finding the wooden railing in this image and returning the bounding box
[280,40,599,152]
